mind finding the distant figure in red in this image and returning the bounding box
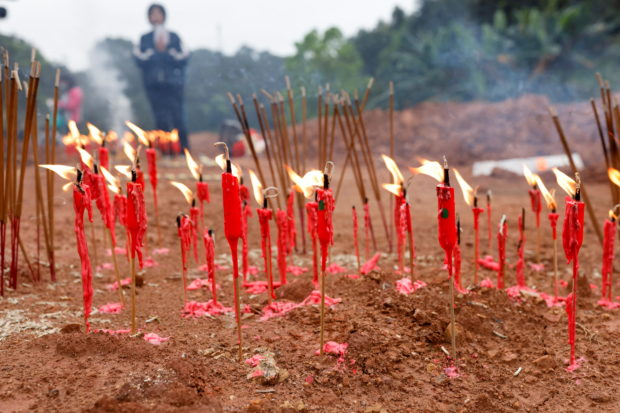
[134,3,190,150]
[58,72,83,129]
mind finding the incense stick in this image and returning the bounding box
[548,106,603,245]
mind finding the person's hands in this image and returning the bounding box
[143,48,155,58]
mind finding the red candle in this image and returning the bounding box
[472,202,484,284]
[395,191,405,272]
[190,203,200,264]
[486,191,492,251]
[529,187,542,228]
[240,181,250,203]
[73,177,94,332]
[562,192,585,368]
[454,218,462,290]
[276,209,289,286]
[258,205,275,299]
[146,147,159,234]
[136,167,146,191]
[363,201,372,259]
[113,193,127,228]
[317,185,335,272]
[242,201,252,283]
[352,206,360,274]
[602,215,616,301]
[497,217,508,289]
[549,210,560,298]
[126,174,147,268]
[196,181,210,228]
[516,210,526,288]
[177,214,192,304]
[287,188,297,253]
[219,155,243,359]
[98,146,109,171]
[306,200,319,285]
[203,229,217,303]
[437,183,456,272]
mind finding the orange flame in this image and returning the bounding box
[552,168,576,197]
[609,209,617,220]
[77,147,94,170]
[106,131,118,142]
[39,164,77,181]
[410,158,443,182]
[382,154,404,185]
[522,164,538,187]
[249,169,264,206]
[68,120,80,141]
[100,166,120,192]
[170,181,194,205]
[170,129,179,142]
[609,168,620,187]
[126,121,150,146]
[215,154,241,179]
[114,165,132,179]
[184,148,201,181]
[534,175,556,211]
[382,183,402,197]
[453,169,475,206]
[123,142,137,164]
[87,122,104,145]
[287,166,323,199]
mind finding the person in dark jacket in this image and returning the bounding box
[134,3,190,150]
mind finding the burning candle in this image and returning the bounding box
[523,165,542,262]
[497,216,508,290]
[170,182,200,265]
[215,143,243,361]
[307,199,319,285]
[553,168,584,369]
[185,149,210,230]
[454,169,484,285]
[287,188,297,254]
[126,168,147,332]
[411,157,458,359]
[40,165,94,332]
[535,175,560,300]
[87,123,109,170]
[249,170,277,300]
[382,155,406,272]
[242,201,252,283]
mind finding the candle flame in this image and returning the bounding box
[126,121,150,146]
[170,129,179,142]
[123,131,135,143]
[77,147,94,170]
[382,154,404,185]
[609,209,618,220]
[382,183,402,197]
[62,182,74,192]
[100,166,120,189]
[123,141,137,164]
[286,166,323,198]
[453,169,476,206]
[184,148,201,181]
[409,158,443,182]
[114,165,132,179]
[170,181,194,205]
[39,164,77,181]
[522,164,538,187]
[68,120,80,141]
[534,175,556,211]
[87,122,104,145]
[215,154,241,178]
[106,131,118,142]
[249,169,263,206]
[552,168,576,197]
[608,167,620,187]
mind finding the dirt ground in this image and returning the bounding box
[1,106,620,412]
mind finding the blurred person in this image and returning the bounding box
[57,72,83,131]
[133,3,190,150]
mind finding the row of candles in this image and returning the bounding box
[44,118,620,370]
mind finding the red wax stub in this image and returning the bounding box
[146,148,158,189]
[548,212,559,240]
[436,184,456,254]
[222,172,242,241]
[240,184,250,203]
[202,229,217,303]
[516,214,526,288]
[528,188,542,227]
[73,183,94,332]
[562,197,585,263]
[352,207,359,268]
[190,207,200,263]
[242,203,252,281]
[114,193,127,227]
[276,209,289,285]
[287,189,296,253]
[178,215,192,271]
[196,181,210,204]
[99,147,109,170]
[136,169,146,191]
[306,202,319,285]
[497,220,508,289]
[126,181,148,267]
[317,188,335,273]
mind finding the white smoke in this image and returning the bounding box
[86,47,133,132]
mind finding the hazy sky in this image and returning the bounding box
[0,0,417,71]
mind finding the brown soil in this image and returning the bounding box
[1,97,620,412]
